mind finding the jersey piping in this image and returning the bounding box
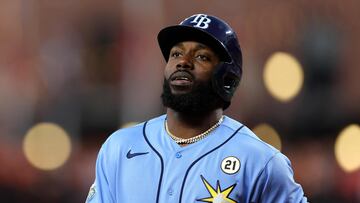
[178,125,243,203]
[143,119,244,203]
[142,121,164,203]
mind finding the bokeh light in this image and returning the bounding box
[23,122,72,171]
[263,52,304,102]
[252,123,282,151]
[335,124,360,172]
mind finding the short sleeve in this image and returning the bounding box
[251,152,308,203]
[86,143,116,203]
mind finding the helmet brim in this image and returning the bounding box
[157,25,231,62]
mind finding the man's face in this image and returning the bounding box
[161,41,224,114]
[164,41,220,94]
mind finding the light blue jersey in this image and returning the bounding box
[87,115,308,203]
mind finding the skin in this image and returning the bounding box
[164,41,224,142]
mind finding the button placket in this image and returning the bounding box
[175,152,182,158]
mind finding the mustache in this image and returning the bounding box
[168,70,195,81]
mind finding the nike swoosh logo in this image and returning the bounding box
[126,150,149,159]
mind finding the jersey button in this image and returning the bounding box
[175,152,182,158]
[168,188,173,196]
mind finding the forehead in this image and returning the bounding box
[171,41,216,53]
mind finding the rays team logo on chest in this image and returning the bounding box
[197,175,237,203]
[189,14,212,29]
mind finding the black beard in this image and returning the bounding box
[161,78,223,116]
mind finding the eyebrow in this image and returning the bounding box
[173,42,210,51]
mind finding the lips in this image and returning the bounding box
[169,71,194,86]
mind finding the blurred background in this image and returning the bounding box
[0,0,359,202]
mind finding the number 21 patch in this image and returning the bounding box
[221,156,241,175]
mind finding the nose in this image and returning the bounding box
[176,55,194,70]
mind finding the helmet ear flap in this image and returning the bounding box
[223,73,240,93]
[212,62,240,103]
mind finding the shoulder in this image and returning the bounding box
[221,116,304,193]
[221,116,281,168]
[102,114,166,151]
[223,116,279,155]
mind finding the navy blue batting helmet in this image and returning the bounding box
[157,14,242,108]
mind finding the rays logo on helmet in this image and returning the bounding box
[189,14,211,29]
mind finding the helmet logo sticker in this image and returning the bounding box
[221,156,241,175]
[190,14,211,29]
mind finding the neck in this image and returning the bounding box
[166,108,223,140]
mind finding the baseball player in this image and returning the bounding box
[86,14,308,203]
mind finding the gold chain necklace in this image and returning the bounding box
[165,116,224,144]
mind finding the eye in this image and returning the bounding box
[170,50,182,58]
[196,54,210,61]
